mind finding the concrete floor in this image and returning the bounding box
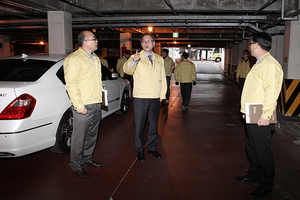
[1,61,300,200]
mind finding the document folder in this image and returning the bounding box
[245,103,277,124]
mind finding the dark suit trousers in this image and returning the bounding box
[180,82,193,107]
[166,76,171,100]
[133,98,160,153]
[246,124,275,190]
[70,103,101,171]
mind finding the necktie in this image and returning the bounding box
[148,55,153,64]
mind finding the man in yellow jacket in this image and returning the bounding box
[236,50,251,90]
[116,49,131,78]
[174,52,197,111]
[64,30,102,178]
[162,48,174,105]
[95,49,108,68]
[236,32,283,198]
[124,33,167,162]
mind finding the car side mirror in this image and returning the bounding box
[111,72,118,79]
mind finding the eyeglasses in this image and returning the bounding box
[85,38,98,42]
[141,40,153,44]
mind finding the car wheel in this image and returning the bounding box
[215,57,221,62]
[49,108,73,154]
[119,88,130,114]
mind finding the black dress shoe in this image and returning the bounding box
[236,176,260,185]
[137,152,145,161]
[250,187,272,198]
[148,150,162,158]
[73,168,90,178]
[85,160,101,167]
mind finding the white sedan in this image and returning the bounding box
[0,54,130,157]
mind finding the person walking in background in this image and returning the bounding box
[95,49,108,68]
[161,48,173,105]
[236,32,283,198]
[236,50,252,90]
[116,49,131,79]
[123,33,167,162]
[174,52,197,111]
[64,30,103,178]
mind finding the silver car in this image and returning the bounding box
[0,54,130,157]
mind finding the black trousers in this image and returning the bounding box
[180,82,193,107]
[166,76,171,100]
[133,98,160,153]
[238,78,246,90]
[246,124,275,190]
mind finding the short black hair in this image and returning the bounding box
[140,33,155,43]
[243,50,250,54]
[162,48,169,54]
[125,50,131,55]
[94,49,102,56]
[182,52,189,59]
[253,32,272,51]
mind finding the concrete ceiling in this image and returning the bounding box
[0,0,299,49]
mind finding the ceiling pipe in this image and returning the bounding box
[262,0,298,30]
[164,0,177,15]
[59,0,104,17]
[281,0,298,20]
[254,0,277,15]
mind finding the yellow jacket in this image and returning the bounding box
[236,59,251,78]
[174,59,196,83]
[123,50,167,99]
[100,56,108,68]
[64,47,103,110]
[241,52,283,120]
[116,56,127,77]
[164,56,173,76]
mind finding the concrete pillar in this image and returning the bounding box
[268,27,284,66]
[283,20,300,79]
[47,11,72,55]
[120,33,132,57]
[154,42,161,55]
[0,35,10,58]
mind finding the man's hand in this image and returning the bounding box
[258,117,270,126]
[236,78,239,82]
[193,81,196,86]
[77,107,87,115]
[175,82,179,85]
[133,49,141,62]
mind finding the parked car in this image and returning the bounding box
[0,54,130,157]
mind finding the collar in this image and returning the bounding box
[256,53,267,64]
[144,51,153,58]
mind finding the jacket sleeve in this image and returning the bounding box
[174,64,179,82]
[192,63,196,81]
[64,57,84,110]
[116,58,122,74]
[123,55,137,75]
[236,61,241,78]
[160,63,167,99]
[261,63,283,120]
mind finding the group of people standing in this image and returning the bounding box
[63,30,283,199]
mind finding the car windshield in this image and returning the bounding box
[0,59,55,81]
